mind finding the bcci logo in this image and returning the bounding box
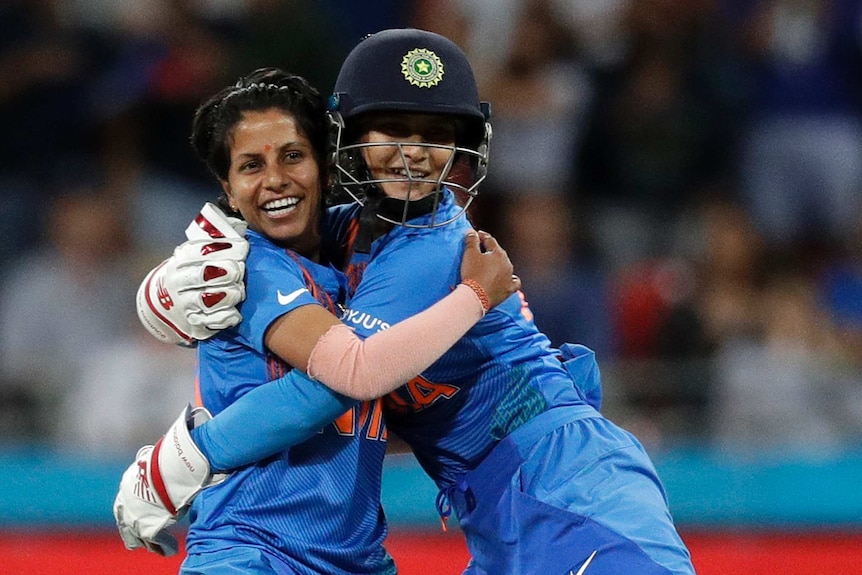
[401,48,444,88]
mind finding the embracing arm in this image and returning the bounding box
[267,230,519,400]
[190,279,491,471]
[191,369,356,471]
[191,230,517,469]
[307,284,482,399]
[113,370,358,554]
[137,202,517,393]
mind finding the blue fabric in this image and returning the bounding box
[448,406,694,575]
[558,343,602,411]
[187,230,393,575]
[332,195,589,489]
[180,546,299,574]
[191,370,357,472]
[328,193,694,573]
[188,193,693,573]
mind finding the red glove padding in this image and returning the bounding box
[136,203,249,346]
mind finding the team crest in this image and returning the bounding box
[401,48,444,88]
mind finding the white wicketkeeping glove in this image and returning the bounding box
[137,202,249,346]
[113,405,228,556]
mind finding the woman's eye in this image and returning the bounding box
[378,124,409,138]
[426,130,455,143]
[283,150,302,162]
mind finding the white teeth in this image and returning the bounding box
[392,168,427,178]
[262,197,299,216]
[263,197,299,211]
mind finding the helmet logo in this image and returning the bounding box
[401,48,444,88]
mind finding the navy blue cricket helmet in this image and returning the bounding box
[328,28,492,228]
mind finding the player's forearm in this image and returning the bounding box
[191,370,357,471]
[307,283,486,400]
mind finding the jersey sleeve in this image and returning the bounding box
[237,237,322,352]
[191,368,358,471]
[344,227,464,338]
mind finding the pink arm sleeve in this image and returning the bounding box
[306,284,485,400]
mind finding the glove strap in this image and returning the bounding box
[149,436,178,515]
[147,405,225,515]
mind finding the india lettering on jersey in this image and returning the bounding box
[332,399,387,441]
[267,249,387,442]
[265,346,383,442]
[384,375,461,414]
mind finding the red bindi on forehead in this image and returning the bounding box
[264,144,272,153]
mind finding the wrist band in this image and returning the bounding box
[461,279,491,313]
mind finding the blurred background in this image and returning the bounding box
[2,0,862,573]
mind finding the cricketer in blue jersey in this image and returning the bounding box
[125,29,697,575]
[114,66,518,573]
[188,191,694,575]
[324,30,693,574]
[184,229,393,575]
[331,193,693,575]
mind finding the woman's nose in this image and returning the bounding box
[399,137,427,159]
[264,165,287,188]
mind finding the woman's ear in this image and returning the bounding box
[221,181,237,212]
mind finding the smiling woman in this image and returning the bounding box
[163,29,696,575]
[357,112,459,202]
[221,108,322,258]
[114,66,520,574]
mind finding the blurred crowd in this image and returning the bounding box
[1,0,861,457]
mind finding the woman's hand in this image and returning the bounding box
[460,230,522,309]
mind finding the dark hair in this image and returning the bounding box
[190,68,328,184]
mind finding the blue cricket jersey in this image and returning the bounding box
[187,230,394,575]
[325,192,589,490]
[325,193,694,574]
[188,195,693,574]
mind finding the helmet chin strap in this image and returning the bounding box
[352,192,439,254]
[378,194,438,222]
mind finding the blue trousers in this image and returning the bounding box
[180,546,298,575]
[449,405,696,575]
